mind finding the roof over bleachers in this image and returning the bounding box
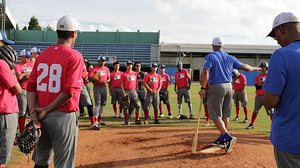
[0,3,17,30]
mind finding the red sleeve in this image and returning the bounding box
[143,74,149,84]
[15,64,21,74]
[241,75,247,86]
[88,67,97,78]
[62,54,84,94]
[167,74,170,83]
[26,59,39,92]
[254,75,259,85]
[107,67,111,80]
[0,61,18,88]
[82,66,88,79]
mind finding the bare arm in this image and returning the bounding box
[263,91,280,109]
[241,64,261,72]
[27,91,38,121]
[200,69,209,88]
[10,83,22,95]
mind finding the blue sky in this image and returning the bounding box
[7,0,300,45]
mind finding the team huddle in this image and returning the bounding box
[80,57,194,129]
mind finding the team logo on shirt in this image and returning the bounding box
[259,77,266,82]
[23,67,32,73]
[150,77,158,82]
[235,79,240,84]
[98,71,106,76]
[162,77,166,82]
[114,74,121,80]
[178,73,185,79]
[127,75,136,81]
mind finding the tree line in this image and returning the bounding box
[17,16,54,31]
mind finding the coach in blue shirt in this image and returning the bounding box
[199,37,260,153]
[264,12,300,168]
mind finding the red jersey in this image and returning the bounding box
[27,44,84,112]
[110,71,123,88]
[144,73,162,91]
[88,66,110,87]
[175,69,190,89]
[254,73,267,95]
[15,62,34,89]
[122,71,137,90]
[160,73,170,90]
[0,60,19,114]
[232,73,247,91]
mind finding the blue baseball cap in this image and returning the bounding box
[19,49,32,58]
[151,63,158,67]
[31,47,41,54]
[0,32,14,45]
[97,55,106,61]
[176,61,183,67]
[126,61,133,65]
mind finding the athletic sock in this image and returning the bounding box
[188,103,192,114]
[119,104,123,116]
[135,112,140,121]
[154,110,158,120]
[144,110,149,120]
[167,104,171,114]
[89,117,94,125]
[251,112,258,125]
[113,104,117,115]
[159,103,163,114]
[204,105,210,121]
[243,106,248,119]
[236,105,240,118]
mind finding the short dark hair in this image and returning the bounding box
[57,30,74,39]
[134,62,141,66]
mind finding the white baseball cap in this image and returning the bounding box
[212,37,224,46]
[267,12,300,37]
[56,15,78,31]
[0,31,14,45]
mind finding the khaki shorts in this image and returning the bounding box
[233,90,248,106]
[207,83,232,120]
[177,87,191,104]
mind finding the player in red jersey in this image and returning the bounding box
[88,55,110,130]
[0,31,22,168]
[15,49,34,133]
[158,64,172,118]
[143,63,162,124]
[30,47,41,64]
[109,61,124,118]
[174,61,193,119]
[26,15,84,167]
[121,61,142,125]
[247,62,273,129]
[232,69,248,123]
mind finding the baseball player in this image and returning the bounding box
[0,31,22,168]
[174,61,193,119]
[109,61,123,118]
[30,47,41,64]
[26,15,84,167]
[121,61,142,125]
[79,60,94,127]
[143,63,162,124]
[88,55,110,130]
[14,49,33,133]
[247,61,272,129]
[232,69,248,123]
[159,64,172,118]
[128,62,147,118]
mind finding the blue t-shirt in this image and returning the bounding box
[203,51,243,85]
[263,40,300,154]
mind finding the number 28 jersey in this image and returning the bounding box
[27,44,84,112]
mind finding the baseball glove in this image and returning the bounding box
[0,45,18,70]
[15,121,41,154]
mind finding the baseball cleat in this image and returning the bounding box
[189,114,194,119]
[125,120,130,125]
[135,120,142,125]
[243,118,248,123]
[246,124,254,129]
[159,113,165,117]
[143,120,148,125]
[225,136,237,153]
[91,122,101,130]
[202,121,209,127]
[234,117,239,121]
[154,119,160,124]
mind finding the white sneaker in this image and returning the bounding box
[159,113,165,117]
[120,113,124,118]
[92,121,101,130]
[168,115,173,119]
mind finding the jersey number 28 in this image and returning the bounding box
[37,63,62,93]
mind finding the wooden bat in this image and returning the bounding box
[191,98,203,155]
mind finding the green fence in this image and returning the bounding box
[8,30,160,44]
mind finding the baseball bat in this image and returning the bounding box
[191,97,203,155]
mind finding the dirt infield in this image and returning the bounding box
[15,126,275,168]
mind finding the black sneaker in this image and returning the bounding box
[224,136,237,153]
[154,120,160,124]
[243,118,248,123]
[125,120,130,125]
[135,120,142,125]
[247,124,254,129]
